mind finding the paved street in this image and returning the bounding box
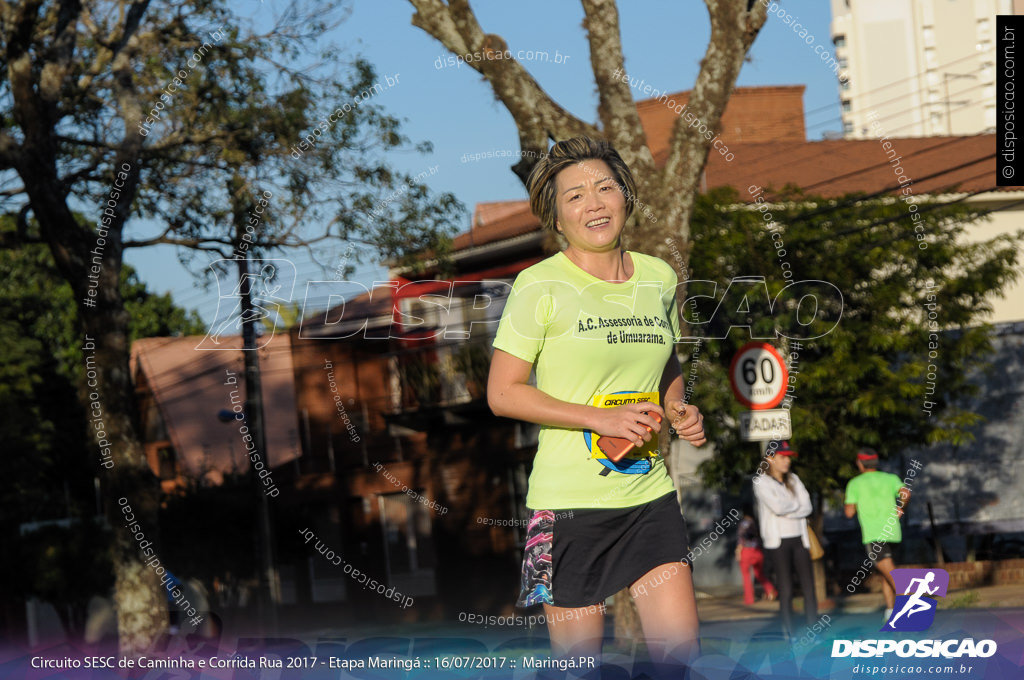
[4,583,1022,678]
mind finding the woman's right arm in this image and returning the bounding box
[487,349,662,444]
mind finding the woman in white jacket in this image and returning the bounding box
[753,440,818,638]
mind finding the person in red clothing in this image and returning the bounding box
[736,503,777,605]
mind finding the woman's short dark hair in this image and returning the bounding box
[525,136,637,231]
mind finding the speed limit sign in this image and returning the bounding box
[729,342,789,410]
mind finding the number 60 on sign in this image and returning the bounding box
[729,342,789,410]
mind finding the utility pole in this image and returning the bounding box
[233,201,278,634]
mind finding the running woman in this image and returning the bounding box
[488,136,707,669]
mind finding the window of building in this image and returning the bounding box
[834,35,846,48]
[838,57,849,69]
[843,121,854,135]
[841,100,851,113]
[840,79,850,91]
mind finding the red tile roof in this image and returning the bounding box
[453,81,1002,253]
[459,133,1000,252]
[671,133,1000,202]
[456,201,541,250]
[452,87,809,253]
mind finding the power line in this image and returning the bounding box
[807,69,988,134]
[803,50,987,124]
[822,190,1024,256]
[855,81,988,129]
[782,150,995,227]
[731,79,990,173]
[792,174,1002,248]
[721,130,986,199]
[799,137,983,194]
[882,98,989,138]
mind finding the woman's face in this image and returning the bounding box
[768,453,792,475]
[553,159,627,255]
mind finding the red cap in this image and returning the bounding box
[857,449,879,461]
[770,440,797,457]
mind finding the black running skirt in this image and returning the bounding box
[517,491,691,609]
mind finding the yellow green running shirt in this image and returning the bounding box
[493,251,682,510]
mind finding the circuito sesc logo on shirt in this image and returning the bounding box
[583,390,659,476]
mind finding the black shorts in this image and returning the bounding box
[865,541,897,564]
[517,491,691,609]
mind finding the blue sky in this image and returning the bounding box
[126,0,842,323]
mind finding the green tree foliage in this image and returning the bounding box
[0,0,460,653]
[121,21,462,275]
[123,270,207,343]
[0,216,202,638]
[686,188,1022,504]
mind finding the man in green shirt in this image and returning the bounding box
[844,448,911,619]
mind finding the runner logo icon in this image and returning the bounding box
[197,259,296,350]
[883,568,949,632]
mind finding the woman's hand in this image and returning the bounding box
[590,402,665,447]
[666,400,706,447]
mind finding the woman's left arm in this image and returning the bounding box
[787,474,814,518]
[662,352,706,447]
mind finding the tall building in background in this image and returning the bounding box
[831,0,1023,139]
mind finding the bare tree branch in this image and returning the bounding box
[662,0,767,189]
[410,0,600,183]
[123,234,232,251]
[581,0,652,174]
[406,0,768,260]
